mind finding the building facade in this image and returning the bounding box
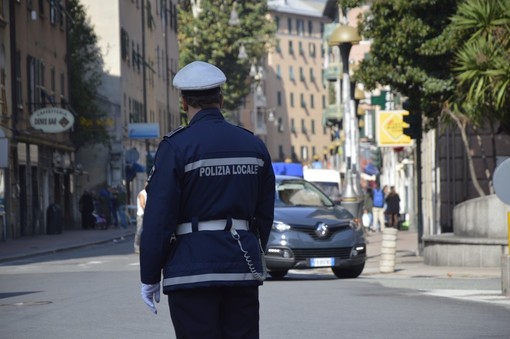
[262,0,333,165]
[1,0,78,240]
[81,0,180,204]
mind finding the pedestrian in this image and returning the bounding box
[362,187,373,232]
[78,190,95,230]
[372,182,385,232]
[139,61,275,339]
[385,186,401,229]
[117,185,129,229]
[133,186,147,254]
[97,187,111,229]
[109,186,119,228]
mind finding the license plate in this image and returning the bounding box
[309,257,334,267]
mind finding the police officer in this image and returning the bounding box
[140,61,275,339]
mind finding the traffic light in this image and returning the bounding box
[402,100,422,140]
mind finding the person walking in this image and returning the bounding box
[385,186,401,229]
[78,190,95,230]
[133,186,146,254]
[139,61,275,339]
[362,187,373,232]
[372,182,385,232]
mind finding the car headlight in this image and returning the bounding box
[272,220,291,232]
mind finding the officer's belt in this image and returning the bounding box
[176,219,249,235]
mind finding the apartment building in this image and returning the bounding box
[82,0,180,202]
[1,0,76,239]
[264,0,333,165]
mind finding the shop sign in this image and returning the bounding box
[29,107,75,133]
[376,110,412,147]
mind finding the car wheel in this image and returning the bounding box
[332,263,365,279]
[268,270,288,279]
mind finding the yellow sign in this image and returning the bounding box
[376,110,413,147]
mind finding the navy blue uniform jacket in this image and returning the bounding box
[140,108,275,293]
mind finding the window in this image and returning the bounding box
[277,117,284,133]
[309,43,316,57]
[287,18,292,34]
[27,56,45,111]
[0,68,6,115]
[310,94,314,108]
[308,21,313,35]
[275,16,280,31]
[277,91,282,106]
[275,40,281,53]
[38,0,44,17]
[290,93,294,107]
[290,119,296,133]
[299,41,304,56]
[309,68,315,82]
[296,19,304,36]
[299,67,305,82]
[300,93,305,108]
[121,28,130,62]
[288,41,294,55]
[15,51,23,109]
[58,0,64,27]
[289,66,294,81]
[276,65,281,79]
[311,120,315,134]
[60,73,65,99]
[147,1,155,30]
[50,67,55,92]
[301,146,308,162]
[49,0,57,25]
[301,119,306,133]
[278,145,284,160]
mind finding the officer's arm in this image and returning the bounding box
[255,156,276,250]
[140,140,182,284]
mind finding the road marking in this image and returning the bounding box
[421,289,510,308]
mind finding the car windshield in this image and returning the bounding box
[310,182,341,200]
[275,179,335,208]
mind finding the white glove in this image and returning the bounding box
[141,283,161,314]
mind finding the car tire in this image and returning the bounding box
[268,270,288,279]
[332,263,365,279]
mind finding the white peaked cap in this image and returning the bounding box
[173,61,227,90]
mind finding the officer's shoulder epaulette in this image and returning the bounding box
[235,125,254,135]
[164,126,187,139]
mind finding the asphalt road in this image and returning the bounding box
[1,237,509,339]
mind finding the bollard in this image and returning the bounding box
[380,227,398,273]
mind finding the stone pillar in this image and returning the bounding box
[502,254,510,297]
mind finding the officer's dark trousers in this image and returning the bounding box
[168,285,259,339]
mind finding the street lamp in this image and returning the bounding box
[328,24,363,217]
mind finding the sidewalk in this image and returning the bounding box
[363,229,501,279]
[0,226,135,263]
[0,226,501,280]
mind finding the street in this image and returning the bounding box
[1,237,509,339]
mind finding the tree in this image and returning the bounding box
[177,0,276,114]
[443,0,510,195]
[67,0,109,150]
[354,0,458,125]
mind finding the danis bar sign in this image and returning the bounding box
[30,107,75,133]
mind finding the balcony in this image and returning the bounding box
[323,65,340,81]
[322,104,343,127]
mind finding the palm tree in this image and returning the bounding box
[444,0,510,195]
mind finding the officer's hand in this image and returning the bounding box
[141,283,161,314]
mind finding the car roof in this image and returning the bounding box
[275,174,303,181]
